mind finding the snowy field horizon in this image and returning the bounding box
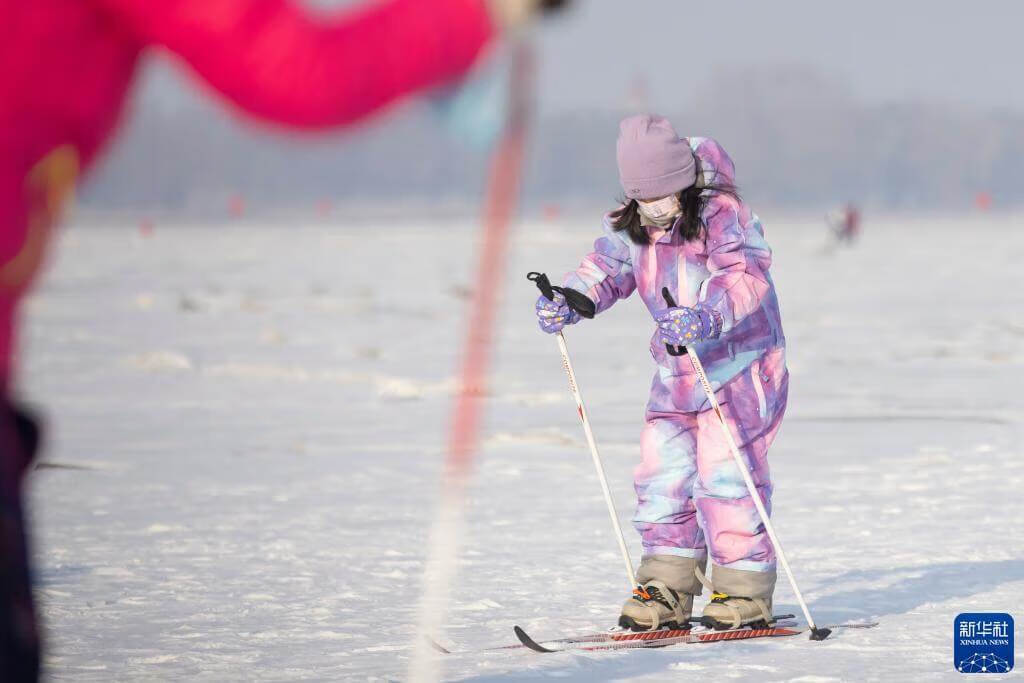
[22,211,1024,680]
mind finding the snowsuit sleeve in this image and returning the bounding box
[563,220,636,315]
[698,196,772,334]
[96,0,495,129]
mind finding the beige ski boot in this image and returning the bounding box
[619,555,706,631]
[699,564,777,630]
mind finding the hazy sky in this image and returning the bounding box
[530,0,1023,113]
[140,0,1023,115]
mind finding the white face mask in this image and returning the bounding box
[637,195,681,225]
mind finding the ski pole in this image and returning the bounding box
[529,272,638,593]
[661,287,831,641]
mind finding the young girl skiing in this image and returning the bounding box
[535,114,787,631]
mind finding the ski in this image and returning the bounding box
[426,617,878,655]
[511,618,879,654]
[513,623,802,653]
[503,613,794,650]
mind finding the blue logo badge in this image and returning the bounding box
[954,613,1014,674]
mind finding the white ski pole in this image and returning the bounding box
[554,330,637,592]
[529,272,637,592]
[661,287,830,640]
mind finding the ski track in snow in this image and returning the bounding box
[22,215,1024,680]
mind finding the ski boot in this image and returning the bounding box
[698,565,777,630]
[619,580,691,631]
[619,555,705,631]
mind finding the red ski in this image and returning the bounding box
[426,618,877,655]
[513,623,803,653]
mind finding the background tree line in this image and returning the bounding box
[80,65,1023,215]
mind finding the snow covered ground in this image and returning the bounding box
[21,212,1024,680]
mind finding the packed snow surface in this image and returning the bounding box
[22,213,1024,680]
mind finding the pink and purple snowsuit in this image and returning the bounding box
[565,138,786,575]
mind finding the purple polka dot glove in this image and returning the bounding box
[535,291,582,334]
[655,304,723,346]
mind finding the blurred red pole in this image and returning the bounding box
[445,44,532,478]
[410,42,533,682]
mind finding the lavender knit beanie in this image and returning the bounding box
[616,114,696,199]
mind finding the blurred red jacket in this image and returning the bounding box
[0,0,494,389]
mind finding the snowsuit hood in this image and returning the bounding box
[690,137,737,191]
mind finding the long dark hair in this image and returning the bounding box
[610,171,740,245]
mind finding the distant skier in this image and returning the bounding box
[0,0,564,677]
[825,203,861,246]
[535,115,786,631]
